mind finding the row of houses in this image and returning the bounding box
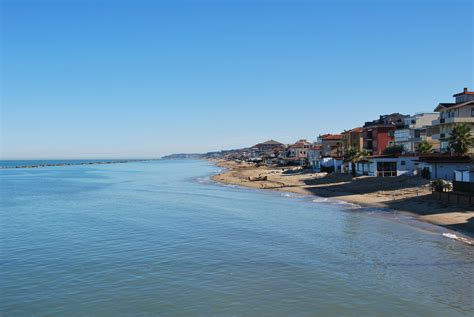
[248,88,474,181]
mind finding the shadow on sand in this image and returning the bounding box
[291,172,474,237]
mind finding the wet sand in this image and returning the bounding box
[211,159,474,242]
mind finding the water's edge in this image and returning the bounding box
[206,160,474,246]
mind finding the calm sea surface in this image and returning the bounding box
[0,160,473,316]
[0,159,136,168]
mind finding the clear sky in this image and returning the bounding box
[1,0,473,159]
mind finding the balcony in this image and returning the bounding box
[432,133,448,140]
[432,117,474,125]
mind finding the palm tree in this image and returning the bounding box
[447,123,473,155]
[343,148,367,177]
[416,140,433,153]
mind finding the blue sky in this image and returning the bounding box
[2,0,473,159]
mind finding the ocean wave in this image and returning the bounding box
[312,197,329,203]
[281,193,306,199]
[193,176,214,184]
[312,197,361,209]
[442,233,474,246]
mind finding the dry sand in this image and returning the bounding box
[211,159,474,243]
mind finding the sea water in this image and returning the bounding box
[0,160,473,316]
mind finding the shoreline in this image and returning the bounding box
[210,158,474,245]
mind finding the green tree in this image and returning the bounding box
[382,144,404,155]
[447,123,473,155]
[343,148,367,177]
[416,140,433,153]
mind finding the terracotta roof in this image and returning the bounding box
[292,143,310,148]
[322,134,343,140]
[290,139,311,148]
[453,88,474,97]
[342,127,363,134]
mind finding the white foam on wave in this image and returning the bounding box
[312,196,361,209]
[333,200,361,209]
[443,233,458,239]
[281,193,307,199]
[195,177,209,183]
[442,233,474,246]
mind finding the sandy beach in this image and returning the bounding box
[211,159,474,242]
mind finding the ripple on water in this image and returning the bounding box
[1,160,473,316]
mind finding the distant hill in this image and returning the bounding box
[161,153,204,160]
[162,148,250,160]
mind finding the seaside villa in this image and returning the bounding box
[307,144,322,171]
[286,139,312,166]
[249,140,285,161]
[349,155,420,177]
[394,113,440,153]
[432,87,474,153]
[341,127,363,155]
[347,153,473,180]
[318,134,343,157]
[363,113,408,155]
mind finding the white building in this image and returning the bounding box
[394,113,439,153]
[418,157,473,181]
[307,145,322,171]
[349,155,421,177]
[431,88,474,152]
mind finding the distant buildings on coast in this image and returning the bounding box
[213,88,474,184]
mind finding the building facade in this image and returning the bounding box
[394,113,440,153]
[363,113,407,155]
[418,156,473,181]
[249,140,286,159]
[341,127,363,155]
[307,144,322,171]
[286,139,312,165]
[317,134,343,157]
[432,88,474,153]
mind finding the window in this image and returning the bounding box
[388,130,394,137]
[400,160,406,166]
[471,108,474,117]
